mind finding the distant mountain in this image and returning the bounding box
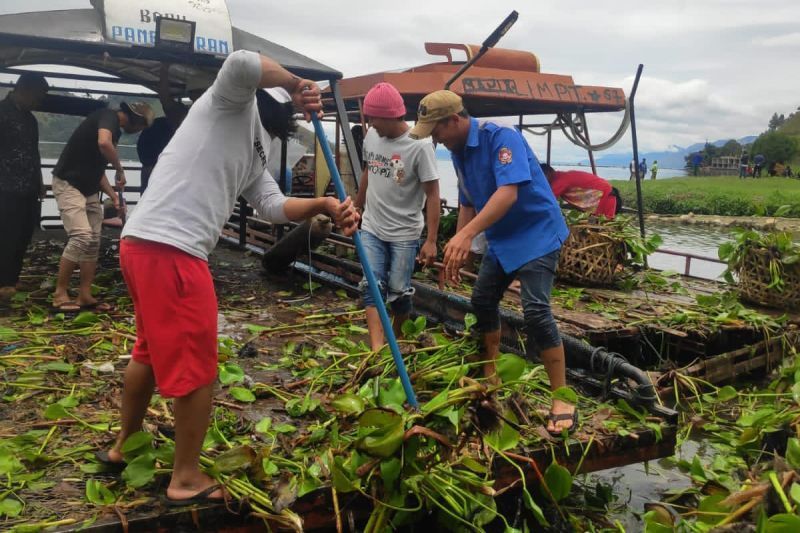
[437,134,760,170]
[683,136,758,153]
[583,136,757,169]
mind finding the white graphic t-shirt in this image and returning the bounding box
[361,128,438,242]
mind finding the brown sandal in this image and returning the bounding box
[51,300,81,312]
[546,410,579,437]
[79,301,114,312]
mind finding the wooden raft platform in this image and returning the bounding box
[222,216,800,390]
[1,232,676,533]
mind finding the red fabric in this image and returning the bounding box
[596,194,617,219]
[549,170,615,218]
[120,239,218,398]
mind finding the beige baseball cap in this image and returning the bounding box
[409,90,464,139]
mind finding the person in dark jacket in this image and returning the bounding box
[0,73,49,301]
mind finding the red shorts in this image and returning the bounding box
[120,239,218,398]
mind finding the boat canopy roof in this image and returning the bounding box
[325,42,626,119]
[0,7,341,92]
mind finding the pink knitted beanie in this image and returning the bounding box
[363,82,406,119]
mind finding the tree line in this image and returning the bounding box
[685,107,800,172]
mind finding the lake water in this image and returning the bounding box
[646,221,731,280]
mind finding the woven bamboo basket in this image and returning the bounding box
[738,248,800,310]
[557,224,627,286]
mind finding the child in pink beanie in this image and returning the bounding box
[354,82,441,351]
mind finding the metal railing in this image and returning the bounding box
[38,162,144,227]
[652,247,725,277]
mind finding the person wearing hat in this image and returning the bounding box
[410,90,576,436]
[50,101,154,312]
[101,49,358,505]
[353,82,440,351]
[0,72,49,302]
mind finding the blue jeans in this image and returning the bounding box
[471,249,562,350]
[359,230,418,315]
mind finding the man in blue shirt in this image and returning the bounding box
[410,90,575,435]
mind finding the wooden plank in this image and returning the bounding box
[553,307,621,331]
[682,338,787,384]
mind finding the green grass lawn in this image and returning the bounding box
[610,176,800,217]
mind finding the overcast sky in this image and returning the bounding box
[2,0,799,162]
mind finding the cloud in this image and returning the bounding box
[753,32,800,47]
[632,77,763,150]
[1,0,797,159]
[543,75,765,159]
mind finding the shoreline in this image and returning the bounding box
[612,176,800,222]
[642,213,800,233]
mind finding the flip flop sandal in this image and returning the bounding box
[80,301,114,312]
[163,484,226,507]
[94,450,127,472]
[51,301,81,312]
[546,410,579,438]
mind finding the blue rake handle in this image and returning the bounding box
[310,115,419,409]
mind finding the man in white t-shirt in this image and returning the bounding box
[100,50,358,505]
[354,82,440,352]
